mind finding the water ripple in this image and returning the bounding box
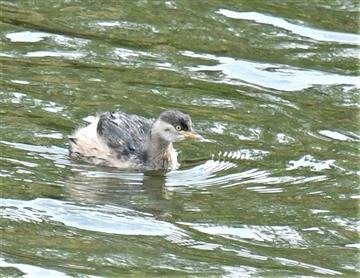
[0,140,69,167]
[3,92,68,116]
[1,198,186,238]
[6,30,88,47]
[318,130,360,142]
[287,154,344,172]
[182,51,359,91]
[217,9,360,45]
[24,51,85,59]
[0,258,70,278]
[184,223,304,246]
[274,257,342,276]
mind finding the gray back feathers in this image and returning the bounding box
[97,112,153,160]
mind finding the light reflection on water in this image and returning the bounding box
[1,1,359,276]
[0,139,336,191]
[182,51,359,91]
[1,198,187,237]
[216,9,360,45]
[0,258,71,278]
[24,51,86,59]
[0,195,345,276]
[6,31,89,47]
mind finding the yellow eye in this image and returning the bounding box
[175,125,182,131]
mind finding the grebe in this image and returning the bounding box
[69,110,204,170]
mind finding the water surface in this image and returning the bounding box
[1,0,359,277]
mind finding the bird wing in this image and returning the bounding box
[96,112,153,159]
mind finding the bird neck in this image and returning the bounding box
[146,136,172,169]
[145,125,177,169]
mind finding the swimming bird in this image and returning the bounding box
[69,110,204,170]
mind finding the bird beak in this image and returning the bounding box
[181,131,204,141]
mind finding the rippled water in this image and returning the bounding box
[1,1,359,277]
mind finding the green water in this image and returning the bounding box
[1,1,359,277]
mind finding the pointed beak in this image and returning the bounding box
[181,130,205,141]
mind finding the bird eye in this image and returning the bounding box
[175,125,182,131]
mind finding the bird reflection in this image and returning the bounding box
[64,152,242,218]
[64,166,182,217]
